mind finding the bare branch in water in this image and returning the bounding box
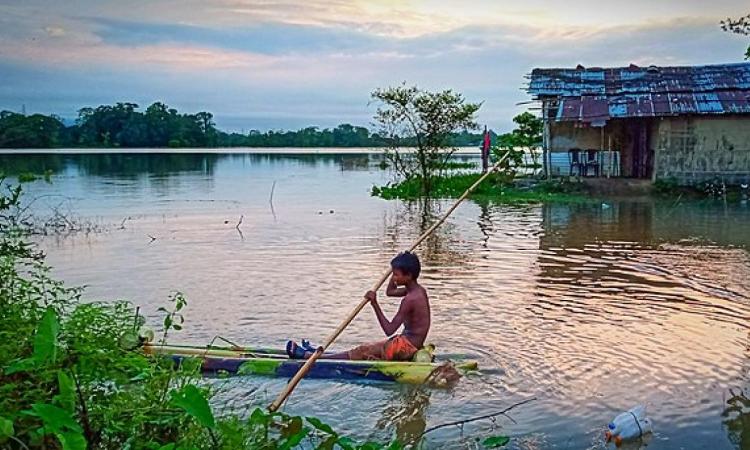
[269,180,277,220]
[420,397,537,437]
[236,214,244,240]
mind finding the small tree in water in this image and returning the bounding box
[371,84,481,195]
[494,112,543,175]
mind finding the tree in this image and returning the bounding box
[721,14,750,59]
[371,84,481,195]
[0,111,65,148]
[492,112,543,175]
[0,101,488,149]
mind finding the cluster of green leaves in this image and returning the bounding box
[371,84,482,195]
[0,103,489,149]
[0,103,218,149]
[75,102,218,148]
[0,180,403,450]
[721,13,750,59]
[0,112,69,148]
[491,113,543,175]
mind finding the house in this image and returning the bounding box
[527,62,750,184]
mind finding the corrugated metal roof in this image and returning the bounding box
[528,62,750,123]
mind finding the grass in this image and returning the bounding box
[371,172,592,204]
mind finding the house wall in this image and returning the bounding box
[544,114,750,184]
[654,115,750,185]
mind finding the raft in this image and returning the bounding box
[144,343,478,384]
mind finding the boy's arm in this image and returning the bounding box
[365,291,408,336]
[385,276,407,297]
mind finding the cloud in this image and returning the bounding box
[87,17,386,55]
[0,1,748,131]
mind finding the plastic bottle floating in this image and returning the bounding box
[605,405,653,447]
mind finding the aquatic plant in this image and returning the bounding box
[371,172,589,204]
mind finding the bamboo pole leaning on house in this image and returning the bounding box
[268,153,511,412]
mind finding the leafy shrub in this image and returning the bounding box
[1,179,400,450]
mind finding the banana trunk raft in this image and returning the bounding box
[144,343,478,385]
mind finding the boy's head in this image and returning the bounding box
[390,251,421,285]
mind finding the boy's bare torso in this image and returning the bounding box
[399,285,431,348]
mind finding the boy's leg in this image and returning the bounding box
[346,339,388,361]
[287,339,386,360]
[285,340,351,359]
[316,351,350,360]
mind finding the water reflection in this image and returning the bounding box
[6,152,749,449]
[0,152,392,178]
[375,388,431,445]
[0,154,66,174]
[723,388,750,449]
[379,198,473,279]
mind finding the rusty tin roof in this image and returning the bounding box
[528,62,750,124]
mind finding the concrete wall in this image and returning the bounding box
[654,115,750,185]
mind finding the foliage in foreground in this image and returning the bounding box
[0,179,401,449]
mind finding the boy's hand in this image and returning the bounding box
[364,290,377,303]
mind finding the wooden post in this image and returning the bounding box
[542,102,552,179]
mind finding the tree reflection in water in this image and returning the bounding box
[376,387,430,446]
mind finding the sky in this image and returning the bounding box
[0,0,748,132]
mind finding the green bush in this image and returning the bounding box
[0,179,401,450]
[372,172,589,204]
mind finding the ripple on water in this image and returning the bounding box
[21,155,750,449]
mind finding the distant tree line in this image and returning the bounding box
[0,102,490,149]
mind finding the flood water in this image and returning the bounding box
[3,151,749,449]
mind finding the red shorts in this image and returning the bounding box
[347,335,418,361]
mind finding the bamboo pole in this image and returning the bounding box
[268,153,511,412]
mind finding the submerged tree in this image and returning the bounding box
[371,84,481,195]
[721,14,750,59]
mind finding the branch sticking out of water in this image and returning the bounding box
[236,215,244,240]
[269,180,277,220]
[420,397,537,437]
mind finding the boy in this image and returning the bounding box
[286,251,430,361]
